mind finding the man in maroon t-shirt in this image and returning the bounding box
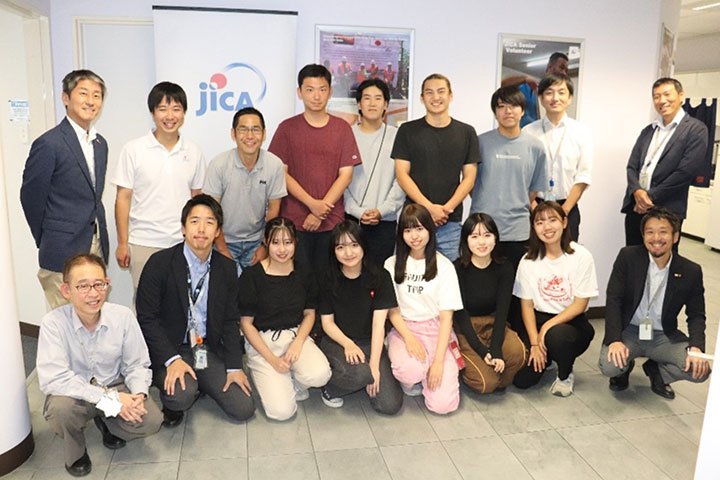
[269,64,361,273]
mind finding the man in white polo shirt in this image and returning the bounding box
[523,73,593,241]
[113,82,205,290]
[203,107,286,272]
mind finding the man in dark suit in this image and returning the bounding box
[21,70,110,309]
[600,207,710,399]
[137,194,254,425]
[621,77,708,248]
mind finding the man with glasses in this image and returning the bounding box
[37,254,162,477]
[112,82,205,291]
[203,107,286,272]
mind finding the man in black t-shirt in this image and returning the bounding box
[392,73,480,261]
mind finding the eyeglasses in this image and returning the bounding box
[74,281,109,295]
[236,126,263,136]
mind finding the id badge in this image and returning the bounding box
[639,171,649,190]
[449,340,465,369]
[189,328,198,347]
[193,343,208,370]
[639,318,653,341]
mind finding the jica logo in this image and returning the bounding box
[196,62,267,116]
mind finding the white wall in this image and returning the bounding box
[676,33,720,73]
[9,0,678,319]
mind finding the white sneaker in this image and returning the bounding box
[320,387,344,408]
[550,373,574,397]
[293,381,309,401]
[401,382,423,397]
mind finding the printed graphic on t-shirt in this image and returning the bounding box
[404,272,425,294]
[537,274,573,303]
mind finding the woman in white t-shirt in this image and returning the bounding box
[384,204,463,414]
[512,201,597,396]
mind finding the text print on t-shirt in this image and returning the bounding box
[404,272,425,294]
[537,274,573,304]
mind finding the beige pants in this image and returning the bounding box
[37,233,103,310]
[128,243,163,290]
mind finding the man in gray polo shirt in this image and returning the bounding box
[203,107,287,272]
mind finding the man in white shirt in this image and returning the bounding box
[524,73,593,241]
[37,254,161,476]
[21,70,110,310]
[113,82,205,291]
[621,78,708,249]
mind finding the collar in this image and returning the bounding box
[71,305,107,333]
[148,130,185,154]
[183,241,212,270]
[66,116,98,143]
[233,148,265,172]
[652,108,685,130]
[542,113,567,130]
[647,251,672,273]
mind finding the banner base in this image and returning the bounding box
[0,430,34,476]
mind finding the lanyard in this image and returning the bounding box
[358,123,388,208]
[643,124,677,170]
[643,266,669,321]
[542,122,568,187]
[75,326,103,386]
[186,263,210,334]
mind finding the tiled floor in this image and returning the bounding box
[8,238,718,480]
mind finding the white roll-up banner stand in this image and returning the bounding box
[0,157,33,475]
[694,327,719,480]
[152,6,299,163]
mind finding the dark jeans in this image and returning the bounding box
[625,211,682,252]
[513,311,595,388]
[346,215,396,267]
[320,336,403,415]
[153,345,255,421]
[296,230,332,275]
[538,199,581,242]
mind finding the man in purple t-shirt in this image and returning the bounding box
[269,64,361,273]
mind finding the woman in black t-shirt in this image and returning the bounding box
[453,213,526,394]
[318,221,403,414]
[239,217,331,421]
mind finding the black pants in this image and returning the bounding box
[320,337,403,415]
[296,230,332,275]
[513,311,595,388]
[538,199,581,242]
[153,345,255,421]
[499,240,528,333]
[346,215,396,267]
[624,211,682,253]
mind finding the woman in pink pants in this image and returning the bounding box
[383,204,464,414]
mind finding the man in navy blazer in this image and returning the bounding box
[600,207,710,399]
[621,77,708,248]
[136,194,255,426]
[21,70,110,309]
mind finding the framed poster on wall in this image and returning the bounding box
[497,34,584,126]
[659,23,676,78]
[315,25,414,126]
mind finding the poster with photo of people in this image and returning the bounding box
[497,34,584,127]
[316,25,414,126]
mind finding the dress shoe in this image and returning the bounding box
[65,450,92,477]
[609,359,635,391]
[93,416,126,449]
[642,359,675,399]
[162,407,184,427]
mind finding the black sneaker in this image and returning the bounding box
[320,387,344,408]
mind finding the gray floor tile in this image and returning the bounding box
[631,381,705,416]
[180,396,248,460]
[420,395,495,441]
[1,470,34,480]
[248,453,318,480]
[663,412,706,445]
[304,391,376,452]
[468,389,552,435]
[362,396,438,446]
[612,418,699,480]
[572,372,657,422]
[33,422,115,470]
[672,379,711,410]
[522,383,605,429]
[111,419,184,464]
[178,458,248,480]
[31,464,110,480]
[105,461,178,480]
[559,423,671,480]
[381,442,462,480]
[444,437,532,480]
[246,403,313,457]
[315,447,391,480]
[503,430,601,480]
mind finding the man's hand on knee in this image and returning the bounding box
[685,347,710,379]
[165,359,197,396]
[607,341,629,369]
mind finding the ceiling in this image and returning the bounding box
[679,0,720,38]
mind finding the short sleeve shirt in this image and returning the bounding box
[391,118,480,222]
[203,149,287,242]
[319,269,397,342]
[384,253,463,321]
[513,242,598,314]
[268,114,361,232]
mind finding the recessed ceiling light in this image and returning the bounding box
[692,2,720,11]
